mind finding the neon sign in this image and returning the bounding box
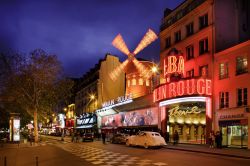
[164,55,184,77]
[169,106,201,117]
[101,94,133,108]
[153,78,212,102]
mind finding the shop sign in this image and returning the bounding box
[169,106,201,117]
[98,94,133,109]
[76,113,97,127]
[219,114,244,120]
[153,78,212,102]
[164,55,184,77]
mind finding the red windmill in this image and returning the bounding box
[109,29,158,81]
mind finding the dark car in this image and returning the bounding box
[83,133,94,142]
[110,133,129,144]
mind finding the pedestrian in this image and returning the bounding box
[209,131,215,148]
[218,131,223,148]
[173,130,179,145]
[215,131,220,148]
[102,131,106,144]
[165,132,170,143]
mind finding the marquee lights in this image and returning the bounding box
[159,96,207,107]
[154,78,212,102]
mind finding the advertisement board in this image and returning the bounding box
[101,107,158,128]
[13,118,20,141]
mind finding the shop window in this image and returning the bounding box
[237,88,248,106]
[186,22,194,37]
[236,56,248,75]
[127,80,130,87]
[132,78,136,86]
[146,79,150,86]
[199,65,208,77]
[165,36,171,48]
[186,45,194,60]
[199,38,208,55]
[219,92,229,108]
[186,69,194,78]
[199,13,208,30]
[139,78,143,85]
[219,62,229,79]
[175,30,181,43]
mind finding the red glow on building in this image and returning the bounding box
[153,78,212,102]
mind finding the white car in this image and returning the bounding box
[126,131,167,148]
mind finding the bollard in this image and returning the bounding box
[4,156,7,166]
[36,156,38,166]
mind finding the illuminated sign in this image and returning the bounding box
[164,55,184,77]
[97,94,133,114]
[13,119,20,141]
[169,106,201,117]
[154,78,212,102]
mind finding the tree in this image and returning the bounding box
[4,49,73,142]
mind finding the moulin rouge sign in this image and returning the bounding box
[154,78,212,102]
[154,50,212,102]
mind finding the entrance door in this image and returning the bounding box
[221,125,248,148]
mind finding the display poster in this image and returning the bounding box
[13,118,20,141]
[101,107,158,127]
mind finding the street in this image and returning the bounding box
[0,138,249,166]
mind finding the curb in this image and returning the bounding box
[163,146,250,159]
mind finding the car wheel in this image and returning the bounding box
[126,140,130,146]
[144,143,148,149]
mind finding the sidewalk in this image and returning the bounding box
[164,143,250,159]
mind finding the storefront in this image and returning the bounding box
[217,108,248,148]
[75,113,97,134]
[96,94,159,135]
[154,78,213,144]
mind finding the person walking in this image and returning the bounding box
[173,130,179,145]
[102,131,106,144]
[209,131,215,148]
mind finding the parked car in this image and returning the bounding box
[83,133,94,142]
[126,131,166,149]
[110,133,129,144]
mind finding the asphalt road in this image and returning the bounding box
[0,138,249,166]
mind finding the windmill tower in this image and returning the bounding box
[110,29,158,98]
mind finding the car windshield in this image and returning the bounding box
[152,133,160,136]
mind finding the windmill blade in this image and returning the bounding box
[132,58,152,79]
[133,29,158,55]
[109,59,129,81]
[112,34,130,56]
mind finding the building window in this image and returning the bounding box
[186,69,194,78]
[186,45,194,60]
[127,80,130,87]
[199,65,208,77]
[199,13,208,30]
[175,30,181,43]
[236,56,248,75]
[237,88,248,106]
[132,78,136,86]
[139,78,143,85]
[199,38,208,55]
[186,22,194,37]
[146,79,150,86]
[165,36,171,48]
[219,62,229,79]
[219,92,229,108]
